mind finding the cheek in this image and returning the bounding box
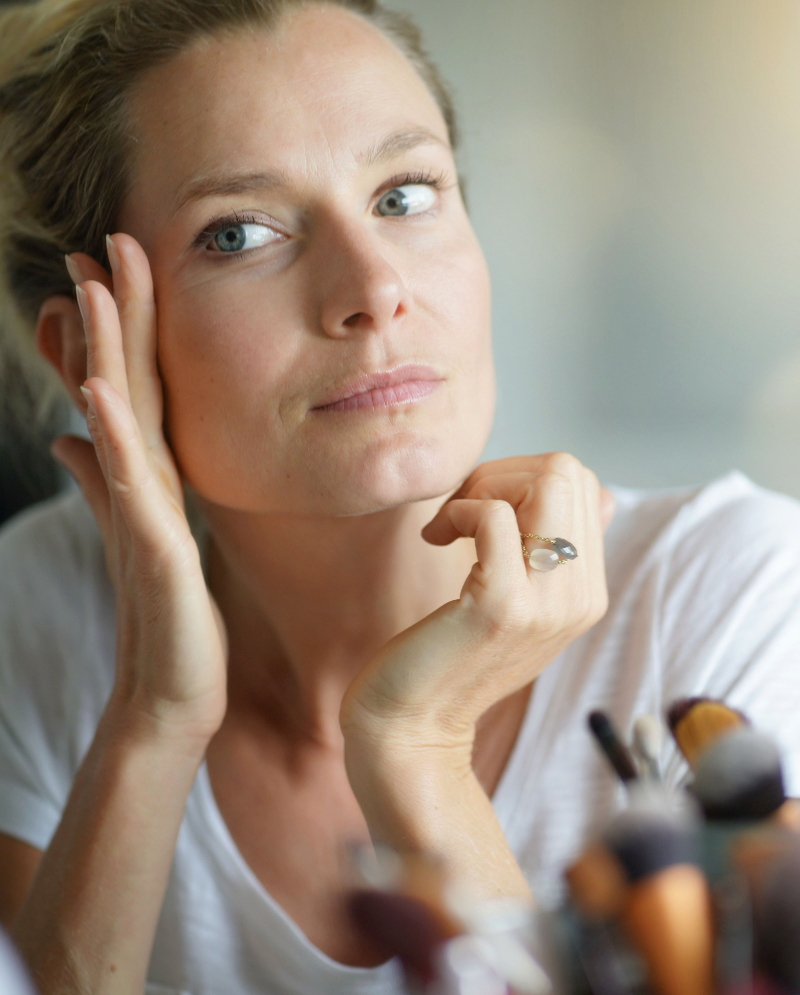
[154,282,298,498]
[158,284,286,413]
[423,237,494,385]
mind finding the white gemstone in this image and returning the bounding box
[527,548,560,571]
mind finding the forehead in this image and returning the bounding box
[125,5,449,215]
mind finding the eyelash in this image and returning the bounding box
[193,170,449,258]
[378,168,448,197]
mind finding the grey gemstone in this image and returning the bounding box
[552,537,578,560]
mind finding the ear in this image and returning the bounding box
[36,295,89,415]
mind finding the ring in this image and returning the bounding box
[520,534,578,572]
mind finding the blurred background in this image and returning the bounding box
[3,0,800,524]
[390,0,800,498]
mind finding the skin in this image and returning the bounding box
[0,5,611,991]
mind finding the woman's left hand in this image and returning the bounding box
[341,451,613,773]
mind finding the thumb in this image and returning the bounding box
[51,435,112,544]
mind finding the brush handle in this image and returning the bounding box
[623,865,715,995]
[588,711,638,783]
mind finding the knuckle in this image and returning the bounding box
[482,498,513,520]
[536,469,572,499]
[583,467,600,491]
[541,451,580,477]
[109,473,133,496]
[115,293,140,325]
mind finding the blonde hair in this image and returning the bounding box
[0,0,458,418]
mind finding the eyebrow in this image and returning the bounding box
[173,128,449,213]
[361,127,449,166]
[174,170,288,213]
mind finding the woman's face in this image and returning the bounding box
[120,4,495,517]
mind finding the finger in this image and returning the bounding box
[424,471,577,549]
[451,452,586,501]
[83,377,184,555]
[78,281,132,407]
[65,252,113,293]
[439,498,529,598]
[580,470,606,563]
[107,234,163,448]
[466,471,576,542]
[51,434,113,543]
[599,486,616,532]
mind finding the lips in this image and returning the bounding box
[311,365,443,413]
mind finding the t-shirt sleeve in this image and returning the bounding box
[0,495,114,851]
[654,475,800,794]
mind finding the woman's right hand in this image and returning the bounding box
[54,234,227,747]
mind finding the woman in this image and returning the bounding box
[0,0,798,992]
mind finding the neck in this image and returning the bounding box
[201,496,476,746]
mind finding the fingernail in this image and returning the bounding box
[65,254,83,284]
[105,234,120,274]
[80,385,95,413]
[75,285,89,323]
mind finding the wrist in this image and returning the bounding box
[343,717,476,845]
[101,689,218,765]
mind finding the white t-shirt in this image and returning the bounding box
[0,930,36,995]
[1,473,800,995]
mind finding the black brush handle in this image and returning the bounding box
[588,711,638,783]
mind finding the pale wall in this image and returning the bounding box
[389,0,800,497]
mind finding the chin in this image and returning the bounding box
[311,427,489,518]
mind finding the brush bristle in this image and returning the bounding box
[691,728,785,820]
[633,716,662,765]
[666,697,708,732]
[669,699,749,767]
[602,808,697,883]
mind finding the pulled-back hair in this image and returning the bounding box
[0,0,457,411]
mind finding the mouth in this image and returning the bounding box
[311,364,444,413]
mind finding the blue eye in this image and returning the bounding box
[209,222,279,253]
[376,184,437,217]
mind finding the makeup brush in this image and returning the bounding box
[570,807,713,995]
[751,843,800,992]
[773,798,800,832]
[621,863,715,995]
[348,889,455,983]
[691,728,785,821]
[602,808,698,885]
[577,922,636,995]
[566,842,628,921]
[667,697,748,768]
[632,715,663,782]
[712,871,754,994]
[588,711,638,784]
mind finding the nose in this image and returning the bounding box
[315,220,409,338]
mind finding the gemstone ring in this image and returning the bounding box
[520,534,578,572]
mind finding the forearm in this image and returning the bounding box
[345,727,532,903]
[12,699,207,995]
